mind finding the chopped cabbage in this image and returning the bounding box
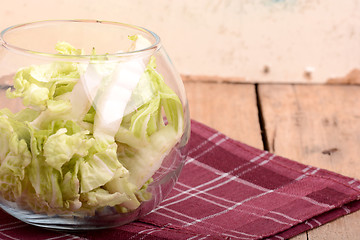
[0,37,184,215]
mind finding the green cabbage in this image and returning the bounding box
[0,38,184,215]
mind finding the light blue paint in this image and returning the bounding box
[261,0,298,11]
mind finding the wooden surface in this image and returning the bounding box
[185,81,360,240]
[259,84,360,180]
[185,81,263,149]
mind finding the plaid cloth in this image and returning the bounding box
[0,120,359,240]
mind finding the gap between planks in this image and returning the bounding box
[258,84,360,240]
[184,81,263,150]
[255,83,270,151]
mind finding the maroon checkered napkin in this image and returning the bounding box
[1,120,360,240]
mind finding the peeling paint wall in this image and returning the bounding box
[1,0,359,83]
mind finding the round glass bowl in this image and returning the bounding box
[0,20,190,230]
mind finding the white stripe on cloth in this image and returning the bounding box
[161,158,332,228]
[161,152,269,205]
[303,218,322,231]
[267,235,285,240]
[221,233,256,240]
[293,167,337,209]
[181,190,277,228]
[342,206,351,214]
[302,196,333,209]
[45,234,82,240]
[195,235,211,240]
[0,221,22,227]
[153,159,332,238]
[305,220,314,229]
[302,166,312,173]
[312,218,322,226]
[348,179,356,184]
[186,136,229,165]
[295,166,319,181]
[186,235,201,240]
[128,227,157,240]
[342,178,359,192]
[0,231,21,240]
[138,229,165,240]
[158,154,274,211]
[0,221,26,231]
[168,186,292,226]
[176,182,301,223]
[156,205,260,239]
[187,132,221,155]
[161,153,332,215]
[128,224,176,240]
[152,210,251,239]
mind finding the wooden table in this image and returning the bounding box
[185,80,360,240]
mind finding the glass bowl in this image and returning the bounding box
[0,20,190,230]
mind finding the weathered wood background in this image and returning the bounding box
[1,0,360,84]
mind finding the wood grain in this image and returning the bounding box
[290,232,308,240]
[185,81,263,149]
[259,84,360,239]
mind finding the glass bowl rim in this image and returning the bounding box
[0,19,161,60]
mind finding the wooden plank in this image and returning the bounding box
[305,210,360,240]
[184,81,263,149]
[259,84,360,178]
[290,232,308,240]
[259,84,360,240]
